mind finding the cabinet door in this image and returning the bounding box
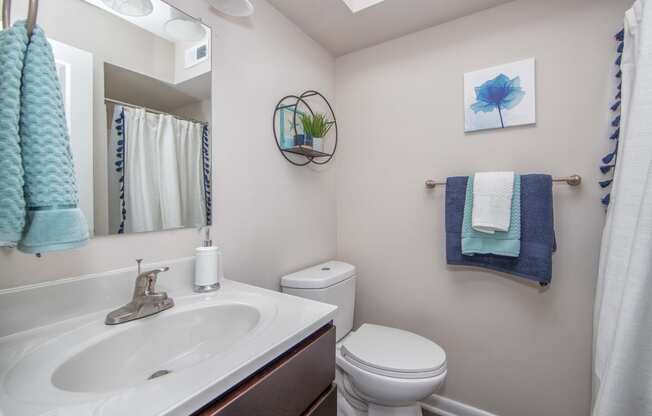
[304,385,337,416]
[196,324,335,416]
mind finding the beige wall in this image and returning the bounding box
[173,98,212,124]
[0,0,336,291]
[334,1,629,415]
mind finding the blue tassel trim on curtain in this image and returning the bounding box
[600,29,624,206]
[115,109,126,234]
[610,128,620,140]
[201,124,212,226]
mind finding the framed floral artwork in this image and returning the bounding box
[464,58,536,132]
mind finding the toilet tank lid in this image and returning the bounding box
[281,261,356,289]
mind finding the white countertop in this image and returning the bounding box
[0,259,337,416]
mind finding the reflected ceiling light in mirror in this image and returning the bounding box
[164,18,206,42]
[207,0,254,17]
[100,0,153,17]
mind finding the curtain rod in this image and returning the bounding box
[425,175,582,189]
[104,98,208,126]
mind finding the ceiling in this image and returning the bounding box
[267,0,513,56]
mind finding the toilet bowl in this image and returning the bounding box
[281,261,447,416]
[335,324,446,416]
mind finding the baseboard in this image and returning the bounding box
[421,394,498,416]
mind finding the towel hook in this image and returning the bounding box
[2,0,10,30]
[26,0,38,36]
[1,0,38,35]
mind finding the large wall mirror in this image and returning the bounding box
[29,0,212,237]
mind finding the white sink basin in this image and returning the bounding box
[0,270,337,416]
[51,303,260,393]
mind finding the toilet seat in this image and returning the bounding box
[340,324,447,380]
[342,354,446,379]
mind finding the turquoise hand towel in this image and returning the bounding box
[17,24,89,254]
[462,174,521,257]
[0,23,28,246]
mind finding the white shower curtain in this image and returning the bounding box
[123,107,205,233]
[593,1,652,415]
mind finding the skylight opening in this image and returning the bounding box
[340,0,386,13]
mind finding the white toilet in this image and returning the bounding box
[281,261,447,416]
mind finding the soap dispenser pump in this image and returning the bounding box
[193,227,223,293]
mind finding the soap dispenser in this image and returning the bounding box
[194,227,223,293]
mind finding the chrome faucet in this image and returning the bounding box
[105,259,175,325]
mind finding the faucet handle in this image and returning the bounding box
[134,266,170,297]
[148,267,170,281]
[144,267,169,294]
[136,258,143,275]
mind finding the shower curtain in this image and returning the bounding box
[123,107,205,233]
[593,1,652,415]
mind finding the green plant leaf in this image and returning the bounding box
[299,112,333,138]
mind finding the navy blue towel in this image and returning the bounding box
[446,174,556,285]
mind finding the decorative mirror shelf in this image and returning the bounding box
[273,90,338,166]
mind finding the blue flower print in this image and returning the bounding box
[471,74,525,128]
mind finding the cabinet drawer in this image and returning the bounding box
[195,324,335,416]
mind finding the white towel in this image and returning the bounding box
[471,172,515,234]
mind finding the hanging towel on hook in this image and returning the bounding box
[17,23,89,254]
[0,23,29,246]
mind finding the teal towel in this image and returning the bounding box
[17,24,89,254]
[0,23,28,246]
[462,174,521,257]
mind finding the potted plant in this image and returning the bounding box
[298,112,333,152]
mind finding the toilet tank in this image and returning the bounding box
[281,261,355,342]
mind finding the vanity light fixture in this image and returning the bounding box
[206,0,254,17]
[164,18,206,42]
[100,0,153,17]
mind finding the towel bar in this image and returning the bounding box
[425,174,582,189]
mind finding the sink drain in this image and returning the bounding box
[148,369,172,380]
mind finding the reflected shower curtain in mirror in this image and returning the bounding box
[122,107,206,233]
[593,1,652,415]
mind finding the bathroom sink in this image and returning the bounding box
[51,303,260,393]
[4,295,273,405]
[0,270,336,416]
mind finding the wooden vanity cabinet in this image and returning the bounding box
[194,323,336,416]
